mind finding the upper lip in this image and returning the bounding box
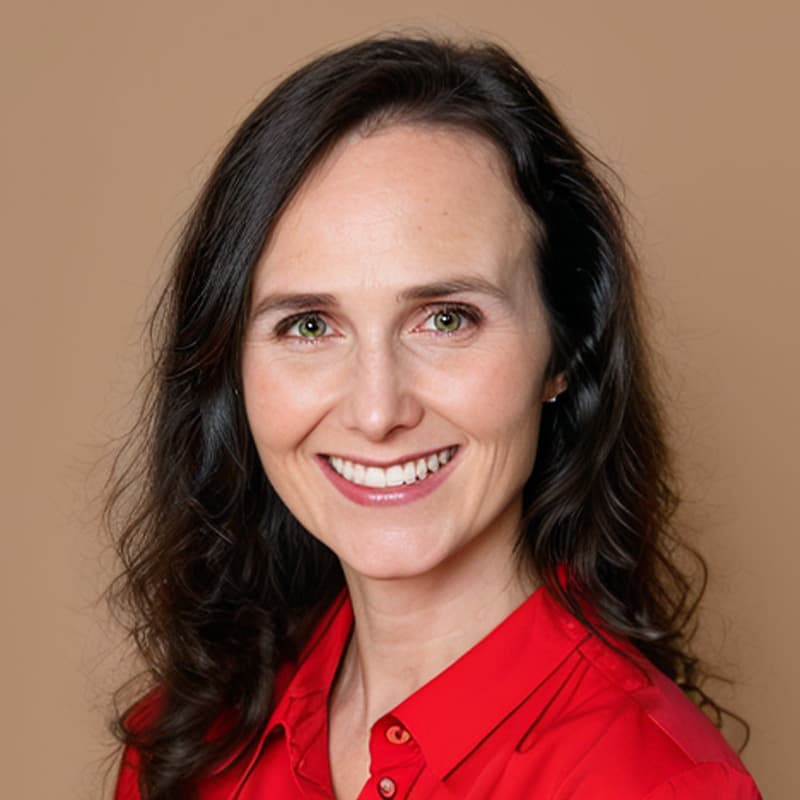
[320,445,458,468]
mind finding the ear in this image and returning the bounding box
[541,371,567,403]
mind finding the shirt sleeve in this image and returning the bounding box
[642,762,763,800]
[114,744,142,800]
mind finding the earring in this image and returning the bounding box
[544,394,558,403]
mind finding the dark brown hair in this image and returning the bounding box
[107,33,739,799]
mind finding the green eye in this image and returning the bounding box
[296,314,327,338]
[432,309,463,332]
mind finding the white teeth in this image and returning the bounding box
[364,467,386,488]
[328,447,457,488]
[386,465,405,487]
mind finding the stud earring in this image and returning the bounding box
[544,395,558,403]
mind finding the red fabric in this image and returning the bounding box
[115,585,762,799]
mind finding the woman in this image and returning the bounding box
[109,34,762,799]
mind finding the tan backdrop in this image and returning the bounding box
[2,1,796,797]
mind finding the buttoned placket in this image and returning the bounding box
[233,581,590,799]
[362,716,424,800]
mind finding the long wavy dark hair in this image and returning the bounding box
[107,33,739,799]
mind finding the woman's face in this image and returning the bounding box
[242,124,564,582]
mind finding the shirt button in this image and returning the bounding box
[377,776,397,798]
[385,724,411,744]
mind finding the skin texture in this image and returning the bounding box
[242,124,566,798]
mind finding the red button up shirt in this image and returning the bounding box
[116,585,762,799]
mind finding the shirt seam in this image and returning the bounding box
[576,637,709,769]
[550,650,697,799]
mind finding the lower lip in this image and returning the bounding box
[316,448,461,507]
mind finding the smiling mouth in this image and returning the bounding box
[323,446,458,488]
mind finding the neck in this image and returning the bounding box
[331,529,538,732]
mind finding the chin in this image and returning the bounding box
[336,532,454,583]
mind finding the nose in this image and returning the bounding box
[338,338,424,442]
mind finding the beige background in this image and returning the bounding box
[2,1,797,797]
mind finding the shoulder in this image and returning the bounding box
[509,590,762,798]
[112,592,348,800]
[112,689,163,800]
[576,634,735,756]
[540,631,762,798]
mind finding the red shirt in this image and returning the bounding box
[116,585,762,799]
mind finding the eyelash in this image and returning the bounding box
[273,303,483,342]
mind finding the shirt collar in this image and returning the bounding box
[391,584,587,779]
[262,580,588,782]
[208,593,351,785]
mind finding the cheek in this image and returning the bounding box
[430,343,544,440]
[242,355,328,461]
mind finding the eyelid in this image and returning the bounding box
[272,302,483,341]
[273,310,334,340]
[415,302,483,333]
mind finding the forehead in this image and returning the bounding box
[253,124,539,296]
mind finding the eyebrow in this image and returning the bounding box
[250,276,511,319]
